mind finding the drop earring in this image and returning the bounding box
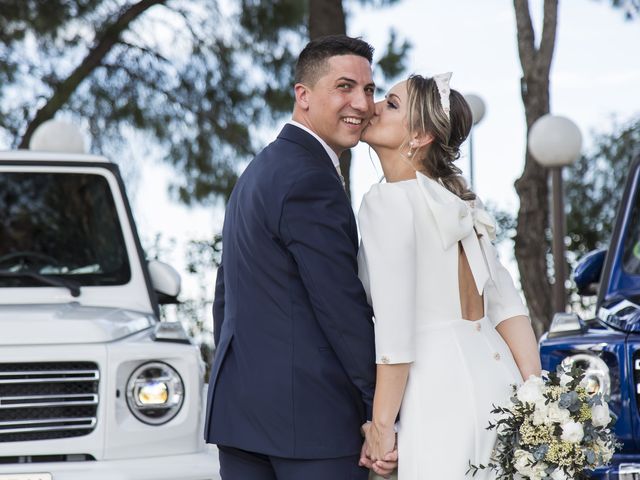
[407,141,416,157]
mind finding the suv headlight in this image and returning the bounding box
[562,353,611,397]
[126,361,184,425]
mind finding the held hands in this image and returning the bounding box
[359,422,398,478]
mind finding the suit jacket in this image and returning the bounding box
[204,124,376,459]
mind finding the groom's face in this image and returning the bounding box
[297,55,375,156]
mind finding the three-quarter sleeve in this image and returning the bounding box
[484,242,529,326]
[358,184,416,364]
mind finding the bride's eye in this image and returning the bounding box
[387,101,398,110]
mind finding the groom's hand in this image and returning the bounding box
[359,422,373,469]
[358,439,373,469]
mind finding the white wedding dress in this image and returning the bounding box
[357,172,527,480]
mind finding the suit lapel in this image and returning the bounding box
[277,124,341,183]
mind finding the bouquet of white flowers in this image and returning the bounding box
[467,364,619,480]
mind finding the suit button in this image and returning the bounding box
[381,356,390,364]
[475,323,482,332]
[494,353,501,361]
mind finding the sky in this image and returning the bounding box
[131,0,640,328]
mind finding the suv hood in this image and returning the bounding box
[0,303,155,345]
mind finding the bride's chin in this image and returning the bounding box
[360,132,374,145]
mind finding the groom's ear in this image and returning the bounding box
[294,83,311,110]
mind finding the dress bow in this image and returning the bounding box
[415,172,498,295]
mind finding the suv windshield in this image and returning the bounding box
[0,171,130,287]
[622,187,640,276]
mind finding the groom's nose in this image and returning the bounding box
[350,88,373,115]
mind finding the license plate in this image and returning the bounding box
[0,475,52,480]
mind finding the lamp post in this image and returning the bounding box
[528,114,582,313]
[464,94,486,191]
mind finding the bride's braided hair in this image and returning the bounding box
[406,74,475,201]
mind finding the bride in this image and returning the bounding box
[357,73,542,479]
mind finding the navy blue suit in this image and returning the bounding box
[204,124,375,476]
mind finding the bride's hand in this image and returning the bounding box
[365,421,396,462]
[372,451,398,479]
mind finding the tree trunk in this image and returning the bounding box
[309,0,346,38]
[308,0,352,199]
[18,0,166,148]
[513,0,558,337]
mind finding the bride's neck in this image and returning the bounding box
[377,151,417,183]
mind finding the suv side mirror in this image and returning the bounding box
[574,249,606,296]
[148,260,181,304]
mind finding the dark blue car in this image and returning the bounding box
[540,156,640,479]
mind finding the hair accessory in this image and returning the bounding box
[433,72,453,120]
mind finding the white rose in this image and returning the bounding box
[514,449,535,475]
[593,438,614,463]
[517,376,545,404]
[532,400,550,426]
[528,461,549,480]
[550,468,569,480]
[591,403,611,428]
[547,402,571,424]
[561,421,584,443]
[559,373,573,387]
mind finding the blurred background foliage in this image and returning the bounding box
[1,0,638,364]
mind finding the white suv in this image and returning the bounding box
[0,150,219,480]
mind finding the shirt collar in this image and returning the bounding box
[287,120,340,168]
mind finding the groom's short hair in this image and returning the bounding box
[294,35,374,86]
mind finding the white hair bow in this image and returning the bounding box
[433,72,452,120]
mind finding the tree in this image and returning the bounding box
[565,117,640,258]
[1,0,408,204]
[512,0,639,337]
[1,0,277,203]
[512,0,558,337]
[599,0,640,19]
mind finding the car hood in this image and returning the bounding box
[0,303,155,345]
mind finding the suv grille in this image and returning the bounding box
[0,362,99,442]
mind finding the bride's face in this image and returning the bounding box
[361,80,410,150]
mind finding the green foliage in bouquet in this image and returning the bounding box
[467,363,620,480]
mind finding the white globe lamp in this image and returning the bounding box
[528,114,582,167]
[29,120,88,154]
[464,94,486,126]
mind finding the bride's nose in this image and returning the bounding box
[373,100,384,115]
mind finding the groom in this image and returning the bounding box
[204,35,395,479]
